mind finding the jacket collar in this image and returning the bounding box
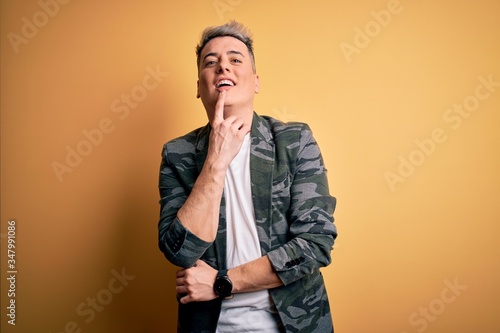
[193,112,274,169]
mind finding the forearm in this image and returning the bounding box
[176,162,226,243]
[176,91,250,243]
[229,255,283,294]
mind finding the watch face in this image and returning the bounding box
[215,277,232,297]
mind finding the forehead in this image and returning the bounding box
[200,36,249,58]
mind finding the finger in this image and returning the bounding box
[220,115,245,132]
[223,117,250,135]
[175,269,186,278]
[212,90,226,125]
[238,123,251,135]
[179,294,191,304]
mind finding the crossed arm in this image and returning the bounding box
[175,256,282,304]
[159,91,335,304]
[170,90,282,304]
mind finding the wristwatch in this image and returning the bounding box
[213,269,233,299]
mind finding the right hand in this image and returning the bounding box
[208,90,251,169]
[175,260,218,304]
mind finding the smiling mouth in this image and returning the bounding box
[216,79,235,88]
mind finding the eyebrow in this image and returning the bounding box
[203,50,245,61]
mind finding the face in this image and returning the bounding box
[197,36,259,120]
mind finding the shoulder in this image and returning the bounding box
[162,124,209,154]
[254,114,313,143]
[253,114,319,171]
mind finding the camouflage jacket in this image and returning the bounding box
[158,112,337,333]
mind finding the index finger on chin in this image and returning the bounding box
[212,90,226,125]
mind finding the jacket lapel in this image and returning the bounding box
[249,113,275,255]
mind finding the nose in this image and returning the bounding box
[216,58,230,73]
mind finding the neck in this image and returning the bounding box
[223,104,254,124]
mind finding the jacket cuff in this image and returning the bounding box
[267,247,310,286]
[165,218,212,267]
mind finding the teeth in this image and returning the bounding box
[216,79,235,88]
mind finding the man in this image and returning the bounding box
[158,21,337,333]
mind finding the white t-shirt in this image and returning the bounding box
[216,134,281,333]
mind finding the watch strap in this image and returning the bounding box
[217,269,229,278]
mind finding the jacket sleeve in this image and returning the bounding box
[266,124,337,285]
[158,141,212,268]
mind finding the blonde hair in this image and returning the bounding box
[195,21,256,73]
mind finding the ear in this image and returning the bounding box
[254,75,260,94]
[196,80,200,98]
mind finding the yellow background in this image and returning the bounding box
[1,0,499,332]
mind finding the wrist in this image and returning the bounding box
[205,155,230,175]
[200,158,228,184]
[213,269,233,299]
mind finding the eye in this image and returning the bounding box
[205,60,217,67]
[231,58,242,63]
